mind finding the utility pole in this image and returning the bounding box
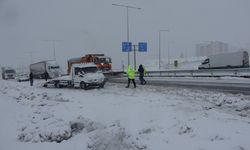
[112,3,141,67]
[168,40,170,65]
[133,44,138,70]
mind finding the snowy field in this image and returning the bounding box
[143,57,205,71]
[0,79,250,150]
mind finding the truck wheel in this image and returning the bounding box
[99,83,104,88]
[54,82,59,88]
[44,83,48,87]
[80,82,87,90]
[54,81,61,88]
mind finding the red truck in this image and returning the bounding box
[67,54,112,74]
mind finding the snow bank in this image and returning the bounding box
[87,123,146,150]
[17,116,105,143]
[1,79,250,150]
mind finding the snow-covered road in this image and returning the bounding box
[0,79,250,150]
[109,76,250,94]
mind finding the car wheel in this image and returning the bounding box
[80,82,87,90]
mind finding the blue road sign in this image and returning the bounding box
[122,42,132,52]
[138,42,147,52]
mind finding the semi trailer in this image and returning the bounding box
[1,67,16,79]
[198,51,249,69]
[30,60,61,79]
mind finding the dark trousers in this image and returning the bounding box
[139,75,146,85]
[126,78,136,88]
[30,79,33,86]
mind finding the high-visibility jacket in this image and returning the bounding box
[127,65,135,79]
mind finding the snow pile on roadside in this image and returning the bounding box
[17,114,146,150]
[0,82,70,104]
[201,92,250,117]
[159,86,250,118]
[18,116,105,143]
[18,119,71,143]
[87,122,146,150]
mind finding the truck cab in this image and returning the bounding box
[44,63,106,90]
[67,54,112,74]
[1,67,16,80]
[198,58,210,69]
[198,51,249,69]
[72,63,105,89]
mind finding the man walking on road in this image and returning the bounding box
[138,64,146,85]
[44,71,49,81]
[126,65,136,88]
[29,72,33,86]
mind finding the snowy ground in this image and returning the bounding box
[144,57,205,71]
[0,79,250,150]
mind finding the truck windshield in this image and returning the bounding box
[99,58,111,64]
[202,59,209,64]
[5,70,15,73]
[75,67,98,75]
[94,57,111,64]
[83,67,98,73]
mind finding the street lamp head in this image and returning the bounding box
[159,29,169,32]
[112,3,141,10]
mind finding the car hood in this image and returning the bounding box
[84,73,104,80]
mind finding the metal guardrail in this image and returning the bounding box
[146,68,250,77]
[105,68,250,78]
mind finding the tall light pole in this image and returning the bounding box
[43,40,62,61]
[167,40,170,65]
[167,40,174,66]
[159,29,168,70]
[112,3,141,67]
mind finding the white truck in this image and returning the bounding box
[44,63,106,90]
[30,60,61,79]
[1,67,16,80]
[198,51,249,69]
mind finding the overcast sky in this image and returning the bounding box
[0,0,250,70]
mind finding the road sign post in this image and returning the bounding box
[138,42,147,52]
[122,42,147,70]
[122,42,132,52]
